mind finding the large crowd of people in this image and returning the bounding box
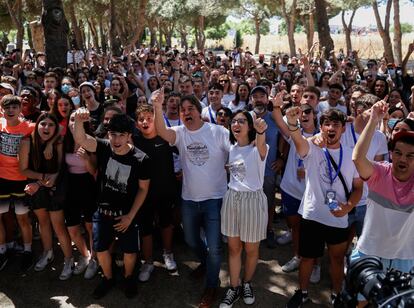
[0,43,414,308]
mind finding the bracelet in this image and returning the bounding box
[287,121,298,127]
[256,130,266,135]
[288,126,300,132]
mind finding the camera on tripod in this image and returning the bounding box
[343,256,414,307]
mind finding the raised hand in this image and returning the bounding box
[75,107,90,123]
[253,117,268,134]
[271,91,286,108]
[151,87,165,108]
[370,99,389,123]
[285,106,301,126]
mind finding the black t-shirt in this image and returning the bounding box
[96,139,151,212]
[126,93,138,120]
[89,104,104,132]
[133,135,176,198]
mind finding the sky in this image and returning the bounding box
[329,0,413,27]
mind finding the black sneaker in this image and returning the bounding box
[21,251,34,272]
[242,281,255,305]
[266,229,277,249]
[92,277,115,299]
[0,253,8,271]
[219,286,241,308]
[124,275,137,299]
[331,293,344,308]
[286,289,309,308]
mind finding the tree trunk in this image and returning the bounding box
[5,0,24,52]
[372,0,394,62]
[281,0,296,57]
[341,9,357,57]
[301,13,314,52]
[149,24,157,47]
[26,22,34,50]
[67,0,83,49]
[254,18,261,54]
[393,0,402,65]
[179,28,188,50]
[126,0,148,47]
[109,0,121,55]
[87,18,100,50]
[98,16,107,53]
[315,0,334,58]
[42,0,69,69]
[195,15,206,52]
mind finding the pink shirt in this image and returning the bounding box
[367,161,414,206]
[65,153,88,174]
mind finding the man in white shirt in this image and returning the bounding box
[153,90,230,308]
[285,108,363,308]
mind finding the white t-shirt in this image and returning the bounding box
[341,122,388,206]
[228,144,268,192]
[228,100,246,113]
[201,106,220,124]
[280,132,314,200]
[298,141,359,228]
[318,100,347,115]
[172,123,230,201]
[164,117,182,173]
[222,93,235,108]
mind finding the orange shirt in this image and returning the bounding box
[0,119,35,181]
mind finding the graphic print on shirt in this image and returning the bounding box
[104,157,131,194]
[228,159,246,182]
[0,132,24,157]
[319,159,333,185]
[186,142,209,166]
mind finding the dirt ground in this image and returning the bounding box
[0,198,334,308]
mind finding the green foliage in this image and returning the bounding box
[399,23,413,34]
[205,23,229,40]
[238,19,270,35]
[278,19,303,35]
[235,29,243,47]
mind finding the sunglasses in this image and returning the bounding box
[217,112,228,117]
[231,118,247,125]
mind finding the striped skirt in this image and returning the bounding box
[221,188,268,243]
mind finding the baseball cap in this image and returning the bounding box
[250,86,268,96]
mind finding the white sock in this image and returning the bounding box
[0,244,6,254]
[24,243,32,252]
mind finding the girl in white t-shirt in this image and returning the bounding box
[220,110,269,307]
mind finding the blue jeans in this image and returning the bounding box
[181,198,222,288]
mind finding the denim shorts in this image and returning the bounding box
[281,190,301,216]
[92,211,140,253]
[347,205,367,237]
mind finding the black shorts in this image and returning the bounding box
[299,218,349,258]
[0,178,26,199]
[137,196,175,236]
[64,173,97,227]
[92,211,140,253]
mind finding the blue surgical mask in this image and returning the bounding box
[61,84,70,94]
[388,118,399,130]
[71,96,80,106]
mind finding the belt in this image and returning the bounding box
[98,207,123,217]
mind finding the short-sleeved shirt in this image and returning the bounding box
[356,161,414,259]
[96,139,151,212]
[134,135,176,198]
[172,122,230,201]
[298,141,359,228]
[0,120,35,181]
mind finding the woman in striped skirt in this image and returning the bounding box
[220,110,269,308]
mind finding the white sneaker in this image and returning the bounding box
[138,262,154,282]
[281,256,300,273]
[310,265,321,284]
[276,230,292,245]
[59,258,74,281]
[163,252,177,271]
[74,255,90,275]
[34,250,54,272]
[84,258,99,279]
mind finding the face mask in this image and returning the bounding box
[388,118,399,130]
[71,96,80,106]
[61,84,70,94]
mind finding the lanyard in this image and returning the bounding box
[164,114,180,127]
[350,123,357,145]
[208,107,216,124]
[323,145,343,186]
[297,129,319,167]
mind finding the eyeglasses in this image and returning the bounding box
[231,118,247,125]
[217,112,228,117]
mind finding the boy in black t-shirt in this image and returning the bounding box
[134,104,178,282]
[74,109,150,299]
